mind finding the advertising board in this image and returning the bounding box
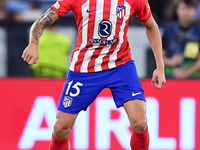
[0,79,199,150]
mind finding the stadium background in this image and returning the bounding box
[0,0,200,150]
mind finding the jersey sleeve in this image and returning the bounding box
[134,0,151,22]
[51,0,73,16]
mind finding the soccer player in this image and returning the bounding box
[22,0,166,149]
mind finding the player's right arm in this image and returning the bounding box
[22,8,60,65]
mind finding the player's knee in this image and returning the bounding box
[130,119,147,132]
[53,123,72,139]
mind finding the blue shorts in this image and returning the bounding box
[58,60,146,114]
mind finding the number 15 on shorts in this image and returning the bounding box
[65,81,83,97]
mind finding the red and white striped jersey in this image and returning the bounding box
[51,0,151,73]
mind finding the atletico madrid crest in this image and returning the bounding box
[63,96,73,108]
[116,6,126,18]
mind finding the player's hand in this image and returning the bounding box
[151,68,166,89]
[22,43,39,65]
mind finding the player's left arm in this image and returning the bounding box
[174,54,200,78]
[142,15,166,89]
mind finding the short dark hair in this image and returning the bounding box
[178,0,197,7]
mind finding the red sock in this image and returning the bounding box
[130,127,149,150]
[49,134,68,150]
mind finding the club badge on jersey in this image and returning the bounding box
[116,6,126,18]
[63,96,73,108]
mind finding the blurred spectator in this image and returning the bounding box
[162,0,200,79]
[30,24,71,78]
